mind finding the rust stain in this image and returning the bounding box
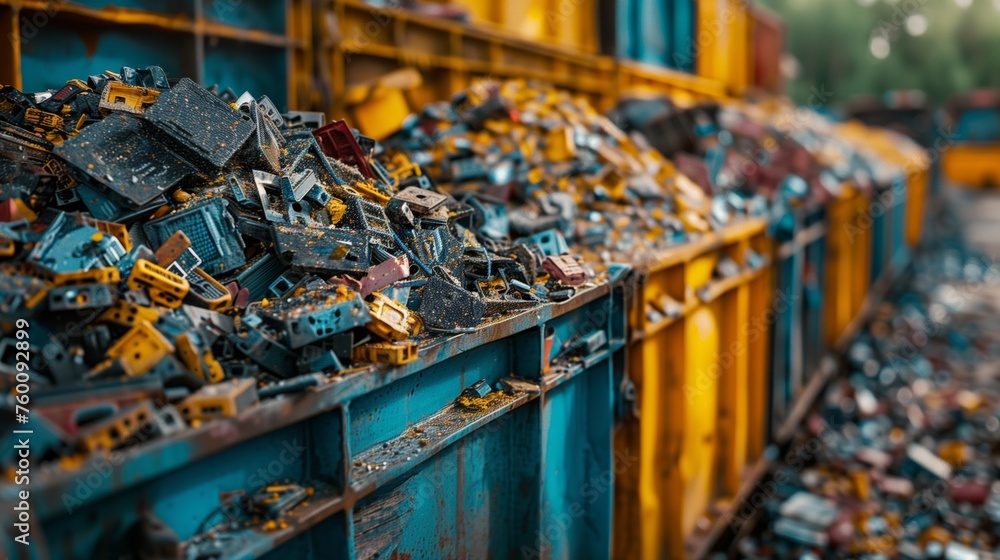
[77,29,101,61]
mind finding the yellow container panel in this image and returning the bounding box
[942,144,1000,188]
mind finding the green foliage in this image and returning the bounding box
[758,0,1000,105]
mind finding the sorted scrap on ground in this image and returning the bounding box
[737,219,1000,559]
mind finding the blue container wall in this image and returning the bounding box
[892,178,908,267]
[19,25,197,94]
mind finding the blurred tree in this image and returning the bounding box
[758,0,1000,106]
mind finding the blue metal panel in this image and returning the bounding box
[10,271,627,560]
[203,39,289,109]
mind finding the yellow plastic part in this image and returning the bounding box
[942,143,1000,188]
[697,0,752,94]
[544,126,576,162]
[179,378,259,423]
[106,321,175,376]
[343,68,422,141]
[188,268,232,312]
[24,107,64,130]
[0,236,14,258]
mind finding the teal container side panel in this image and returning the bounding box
[615,0,639,60]
[203,0,286,33]
[352,404,542,559]
[34,409,344,560]
[203,39,289,109]
[637,0,670,66]
[870,201,888,284]
[770,223,801,436]
[892,182,908,265]
[540,362,614,559]
[955,107,1000,143]
[262,512,351,560]
[802,236,826,377]
[347,341,513,455]
[19,24,196,94]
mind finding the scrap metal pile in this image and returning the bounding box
[378,80,755,268]
[0,68,592,465]
[739,235,1000,558]
[611,95,927,230]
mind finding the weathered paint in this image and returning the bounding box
[5,269,628,560]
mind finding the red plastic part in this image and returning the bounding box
[312,120,375,179]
